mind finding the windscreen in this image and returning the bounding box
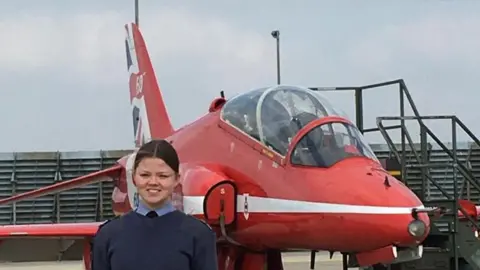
[257,86,341,155]
[290,121,378,167]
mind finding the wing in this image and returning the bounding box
[0,165,122,241]
[0,222,102,238]
[0,164,123,205]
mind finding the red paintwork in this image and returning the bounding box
[83,237,92,270]
[127,23,174,142]
[0,223,101,237]
[0,21,475,270]
[0,165,121,206]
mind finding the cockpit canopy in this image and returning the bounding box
[290,120,378,167]
[221,85,356,154]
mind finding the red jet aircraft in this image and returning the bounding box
[0,22,432,270]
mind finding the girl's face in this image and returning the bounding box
[133,157,179,209]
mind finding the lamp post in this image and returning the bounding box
[135,0,139,26]
[271,30,281,85]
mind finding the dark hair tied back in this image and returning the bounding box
[133,139,180,173]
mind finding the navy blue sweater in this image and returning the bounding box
[91,210,218,270]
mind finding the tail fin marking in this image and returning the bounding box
[124,23,174,147]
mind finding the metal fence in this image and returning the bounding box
[371,141,480,203]
[0,150,131,225]
[0,143,478,225]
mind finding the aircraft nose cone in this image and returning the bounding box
[390,212,430,247]
[385,184,430,246]
[359,170,431,246]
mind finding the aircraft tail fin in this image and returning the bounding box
[124,22,174,147]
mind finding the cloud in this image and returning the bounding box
[0,6,274,88]
[1,3,477,151]
[138,7,275,92]
[393,16,480,63]
[346,12,480,71]
[316,11,480,143]
[0,5,277,151]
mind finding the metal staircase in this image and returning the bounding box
[310,79,480,270]
[376,116,480,270]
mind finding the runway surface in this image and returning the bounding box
[0,251,347,270]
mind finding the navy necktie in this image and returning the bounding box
[146,211,158,218]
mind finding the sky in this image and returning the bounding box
[0,0,479,152]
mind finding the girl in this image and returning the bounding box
[92,139,217,270]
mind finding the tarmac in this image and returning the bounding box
[0,251,347,270]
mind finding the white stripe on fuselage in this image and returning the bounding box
[182,195,425,216]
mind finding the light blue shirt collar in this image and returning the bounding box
[135,200,176,217]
